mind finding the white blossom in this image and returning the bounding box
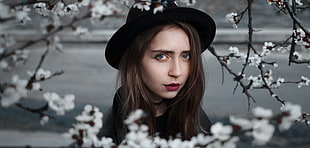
[153,5,164,14]
[210,122,233,141]
[77,0,91,7]
[225,12,238,28]
[73,26,91,39]
[44,92,75,115]
[40,116,49,125]
[33,2,50,16]
[63,105,103,147]
[0,34,16,48]
[27,68,52,81]
[207,136,239,148]
[0,75,28,107]
[48,36,63,51]
[293,51,302,60]
[133,0,151,11]
[248,54,262,67]
[248,75,263,88]
[12,49,30,65]
[91,1,118,23]
[230,115,252,130]
[124,109,145,125]
[279,102,302,131]
[252,119,275,145]
[64,4,80,16]
[153,136,169,148]
[297,76,310,88]
[252,106,273,119]
[0,60,8,69]
[31,82,41,91]
[14,6,32,25]
[180,0,196,6]
[92,136,115,148]
[52,2,66,17]
[270,77,285,88]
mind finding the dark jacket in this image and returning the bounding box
[97,89,212,144]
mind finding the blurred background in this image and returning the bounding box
[0,0,309,147]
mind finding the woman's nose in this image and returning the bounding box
[168,60,182,78]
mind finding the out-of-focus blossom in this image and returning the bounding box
[230,115,252,130]
[14,6,32,25]
[11,49,30,66]
[211,122,233,141]
[225,12,238,28]
[77,0,91,7]
[252,119,275,145]
[91,1,118,23]
[27,68,52,81]
[0,60,8,69]
[279,102,302,131]
[44,92,75,115]
[253,106,273,119]
[40,116,49,125]
[52,2,66,17]
[180,0,196,6]
[0,3,11,19]
[153,136,169,148]
[124,109,145,125]
[73,26,91,39]
[277,45,290,53]
[92,136,115,148]
[297,76,310,88]
[48,36,63,51]
[0,75,28,107]
[190,133,214,146]
[64,4,80,16]
[293,51,302,60]
[33,3,49,16]
[208,136,239,148]
[0,34,16,48]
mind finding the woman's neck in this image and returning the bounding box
[154,100,166,117]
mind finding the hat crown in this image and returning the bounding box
[126,0,178,23]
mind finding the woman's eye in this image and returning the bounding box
[155,54,167,60]
[182,53,190,60]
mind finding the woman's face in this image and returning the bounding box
[141,26,191,102]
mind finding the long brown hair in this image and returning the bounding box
[118,22,205,139]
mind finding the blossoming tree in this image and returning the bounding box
[0,0,309,147]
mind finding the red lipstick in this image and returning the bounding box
[164,83,180,91]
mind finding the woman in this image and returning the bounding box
[98,0,216,144]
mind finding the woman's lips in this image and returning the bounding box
[164,83,181,91]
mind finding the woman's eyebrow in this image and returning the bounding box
[150,49,190,53]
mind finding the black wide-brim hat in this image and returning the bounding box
[105,0,216,69]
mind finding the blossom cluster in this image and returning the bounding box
[295,28,310,49]
[0,75,28,107]
[266,0,303,7]
[67,102,304,148]
[225,12,239,28]
[43,92,75,116]
[64,104,103,147]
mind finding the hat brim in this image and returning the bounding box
[105,7,216,69]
